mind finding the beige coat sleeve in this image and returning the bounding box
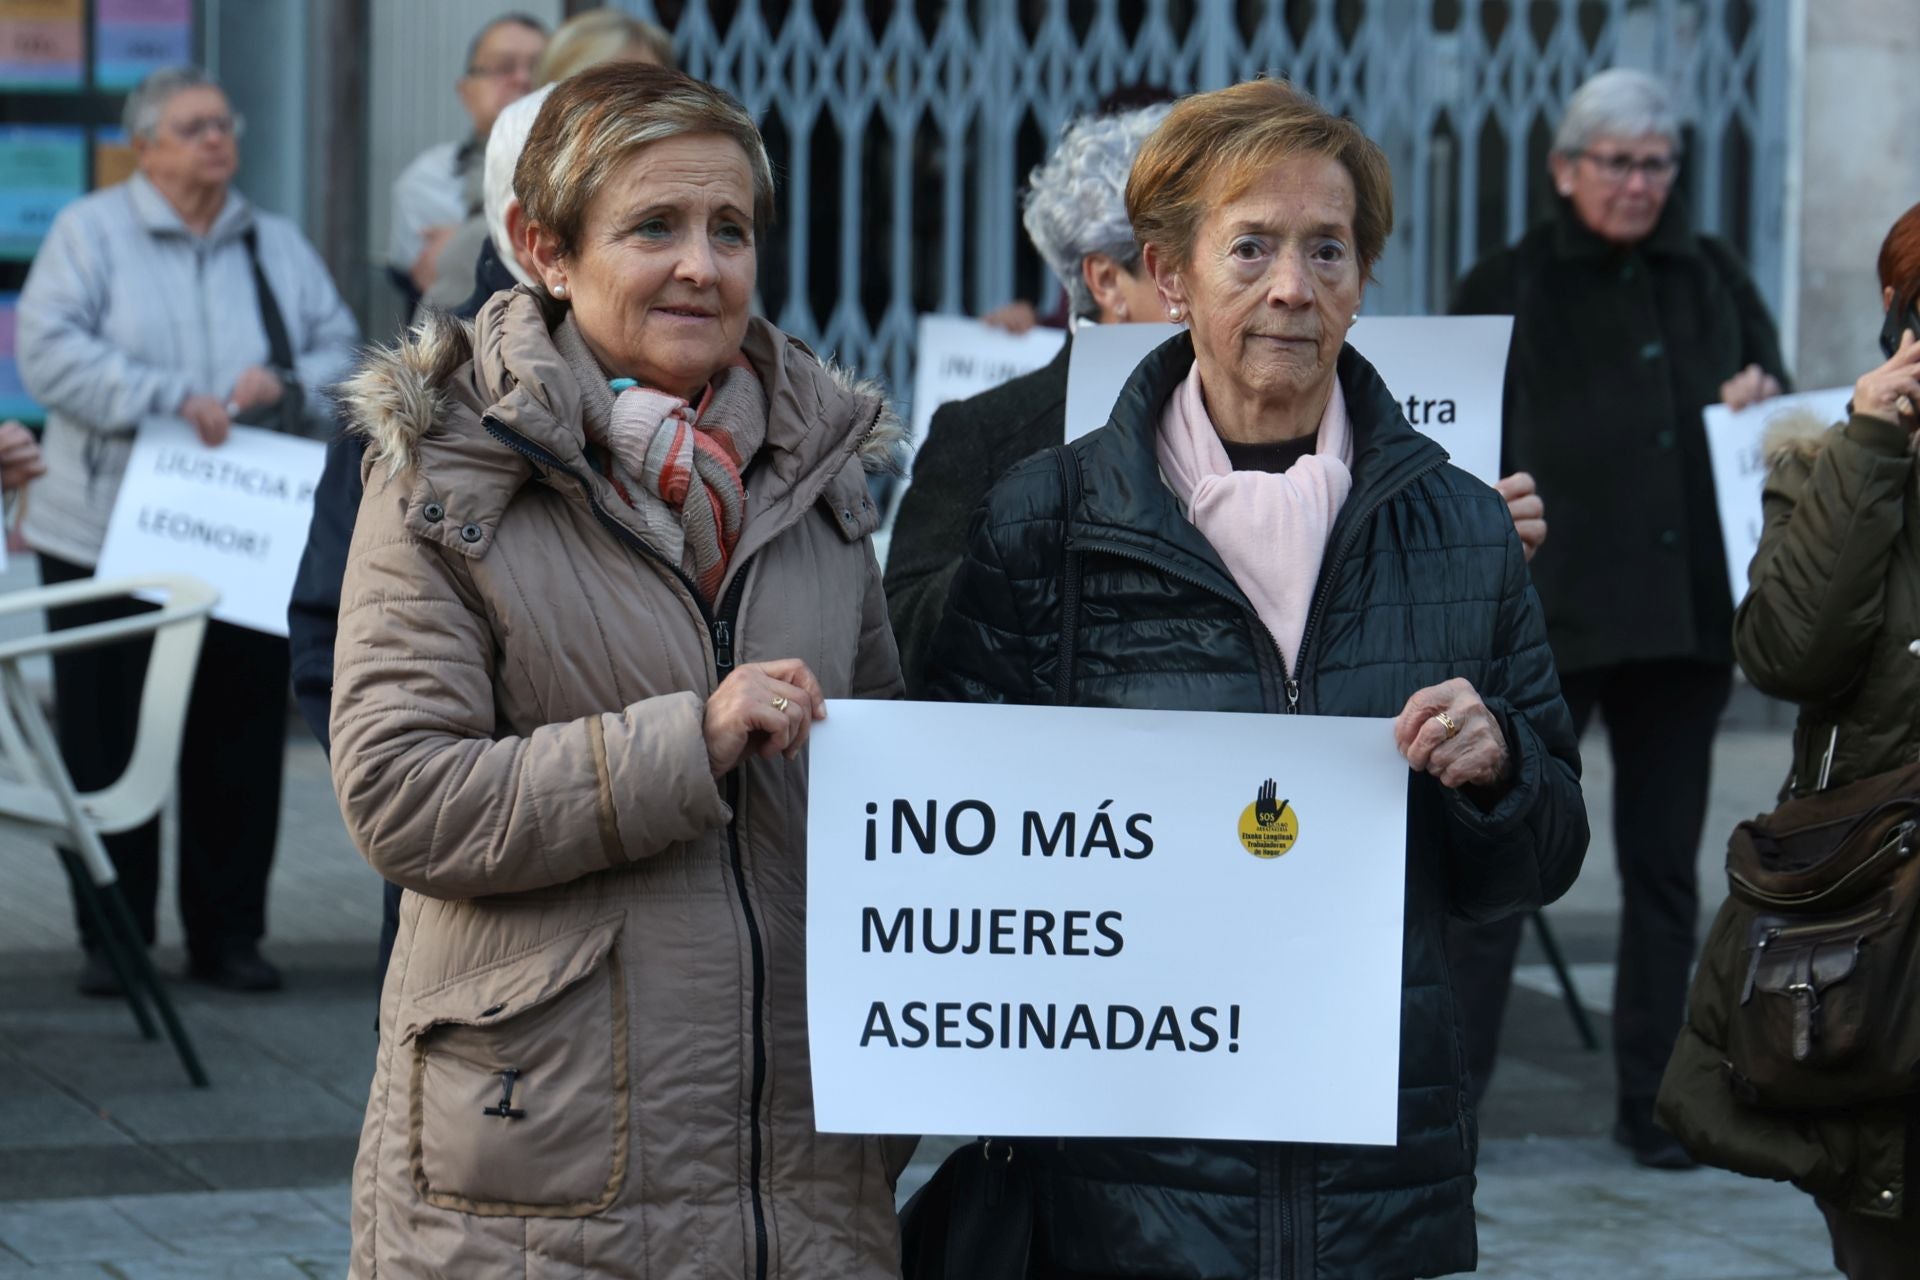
[330,470,730,899]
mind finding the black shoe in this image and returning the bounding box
[187,940,283,993]
[1613,1097,1697,1170]
[76,947,125,998]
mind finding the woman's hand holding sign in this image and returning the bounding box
[1393,678,1512,793]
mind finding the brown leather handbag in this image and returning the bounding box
[1716,761,1920,1110]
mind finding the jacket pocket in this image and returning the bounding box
[401,915,629,1217]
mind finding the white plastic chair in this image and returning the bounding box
[0,573,219,1086]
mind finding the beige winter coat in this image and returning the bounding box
[332,288,910,1279]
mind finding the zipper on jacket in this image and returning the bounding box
[1284,454,1448,712]
[484,414,772,1280]
[709,567,771,1280]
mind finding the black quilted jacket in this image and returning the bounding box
[922,335,1589,1280]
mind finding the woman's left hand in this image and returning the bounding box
[1393,678,1513,791]
[1720,363,1782,412]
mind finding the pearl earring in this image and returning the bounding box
[553,283,568,298]
[1169,305,1182,321]
[1350,313,1359,324]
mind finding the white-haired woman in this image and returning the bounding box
[1449,67,1790,1166]
[16,64,358,995]
[886,102,1172,691]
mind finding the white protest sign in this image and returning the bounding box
[1063,317,1514,485]
[806,699,1410,1145]
[1062,322,1177,442]
[1704,387,1852,603]
[908,315,1067,452]
[94,418,325,636]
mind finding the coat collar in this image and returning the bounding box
[125,172,253,246]
[1549,189,1697,262]
[1069,330,1447,596]
[345,288,904,564]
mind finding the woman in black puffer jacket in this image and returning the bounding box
[923,80,1589,1280]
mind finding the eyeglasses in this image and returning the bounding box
[466,57,537,82]
[168,113,244,143]
[1577,150,1678,185]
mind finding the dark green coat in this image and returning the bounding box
[1452,197,1789,674]
[1658,407,1919,1219]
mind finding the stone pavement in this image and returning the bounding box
[0,622,1845,1276]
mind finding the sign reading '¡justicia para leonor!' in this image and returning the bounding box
[804,701,1412,1145]
[93,418,327,637]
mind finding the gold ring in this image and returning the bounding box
[771,695,790,713]
[1433,710,1460,740]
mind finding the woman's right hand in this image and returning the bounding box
[703,659,828,778]
[1855,329,1920,428]
[179,393,232,447]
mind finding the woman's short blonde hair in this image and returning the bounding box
[1127,78,1394,280]
[515,61,774,260]
[534,6,675,87]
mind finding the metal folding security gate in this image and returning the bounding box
[615,0,1790,398]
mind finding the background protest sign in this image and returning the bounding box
[1063,316,1512,485]
[806,699,1410,1145]
[94,418,325,636]
[1703,387,1851,603]
[908,315,1067,454]
[880,314,1068,562]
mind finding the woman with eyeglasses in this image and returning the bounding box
[1447,67,1791,1168]
[15,64,359,995]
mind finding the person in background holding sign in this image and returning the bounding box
[1656,204,1920,1279]
[1447,68,1790,1166]
[387,12,547,312]
[887,102,1172,692]
[331,64,908,1278]
[15,65,358,996]
[921,79,1587,1280]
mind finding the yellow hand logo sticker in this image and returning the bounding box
[1238,777,1298,859]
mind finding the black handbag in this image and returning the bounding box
[898,1139,1034,1280]
[1710,761,1920,1110]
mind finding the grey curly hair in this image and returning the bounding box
[1022,103,1172,321]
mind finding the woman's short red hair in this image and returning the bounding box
[1126,78,1394,280]
[1878,202,1920,310]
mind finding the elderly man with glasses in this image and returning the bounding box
[15,64,359,997]
[1448,67,1790,1169]
[386,12,547,310]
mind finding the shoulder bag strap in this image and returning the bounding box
[1051,444,1084,706]
[241,226,296,374]
[240,226,307,432]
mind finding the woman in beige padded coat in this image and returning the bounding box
[331,63,910,1278]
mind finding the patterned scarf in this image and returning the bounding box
[554,316,768,602]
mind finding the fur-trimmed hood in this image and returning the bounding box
[337,288,906,561]
[1760,405,1849,469]
[342,288,907,486]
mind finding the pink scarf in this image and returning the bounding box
[1155,369,1354,672]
